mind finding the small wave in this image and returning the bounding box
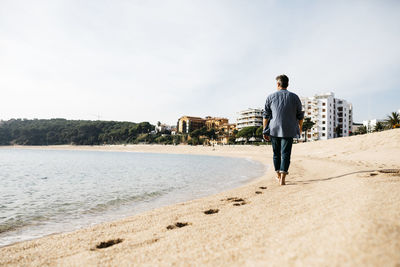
[83,188,175,214]
[0,215,48,234]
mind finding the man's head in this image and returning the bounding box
[276,74,289,89]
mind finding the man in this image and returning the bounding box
[263,75,304,185]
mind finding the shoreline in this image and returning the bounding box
[0,146,267,248]
[1,130,400,266]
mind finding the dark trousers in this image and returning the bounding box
[271,136,293,173]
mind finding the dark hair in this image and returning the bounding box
[276,74,289,88]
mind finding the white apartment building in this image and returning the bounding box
[236,108,263,130]
[155,123,171,133]
[301,92,353,141]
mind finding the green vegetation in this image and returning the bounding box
[234,126,265,144]
[189,126,217,140]
[373,121,385,132]
[236,126,262,140]
[354,111,400,136]
[302,117,315,142]
[354,125,367,135]
[386,112,400,129]
[0,119,154,145]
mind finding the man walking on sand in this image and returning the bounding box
[263,75,304,185]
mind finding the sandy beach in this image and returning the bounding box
[1,129,400,266]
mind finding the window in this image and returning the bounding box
[322,109,326,112]
[322,133,326,137]
[322,127,326,130]
[322,115,326,118]
[322,103,326,106]
[322,121,326,124]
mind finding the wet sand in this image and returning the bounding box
[1,129,400,266]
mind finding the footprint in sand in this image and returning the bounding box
[255,191,262,194]
[259,186,267,190]
[223,197,247,206]
[94,238,123,249]
[166,222,190,230]
[378,169,400,177]
[204,209,219,215]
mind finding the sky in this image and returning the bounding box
[1,0,399,125]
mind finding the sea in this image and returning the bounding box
[0,148,265,247]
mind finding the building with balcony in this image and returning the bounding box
[236,108,263,130]
[177,116,206,134]
[301,92,353,141]
[177,115,236,144]
[204,116,229,130]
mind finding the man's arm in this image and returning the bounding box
[295,95,304,136]
[263,118,269,141]
[298,119,303,135]
[262,97,272,141]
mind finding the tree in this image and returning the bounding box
[190,127,205,138]
[0,119,156,145]
[236,126,258,140]
[302,117,315,142]
[255,126,263,138]
[355,125,367,135]
[386,112,400,129]
[335,126,342,138]
[205,128,216,140]
[373,121,385,132]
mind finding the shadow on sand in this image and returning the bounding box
[288,170,379,185]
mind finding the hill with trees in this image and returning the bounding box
[0,119,154,145]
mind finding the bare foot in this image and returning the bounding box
[280,173,286,185]
[275,171,281,183]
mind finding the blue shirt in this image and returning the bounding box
[263,89,304,138]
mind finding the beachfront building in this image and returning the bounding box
[170,126,177,135]
[300,92,353,141]
[155,122,172,134]
[236,108,263,130]
[177,115,236,144]
[205,117,228,130]
[352,122,364,133]
[177,116,206,134]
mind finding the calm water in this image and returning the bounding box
[0,148,265,247]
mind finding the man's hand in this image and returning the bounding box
[299,119,304,136]
[263,134,270,142]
